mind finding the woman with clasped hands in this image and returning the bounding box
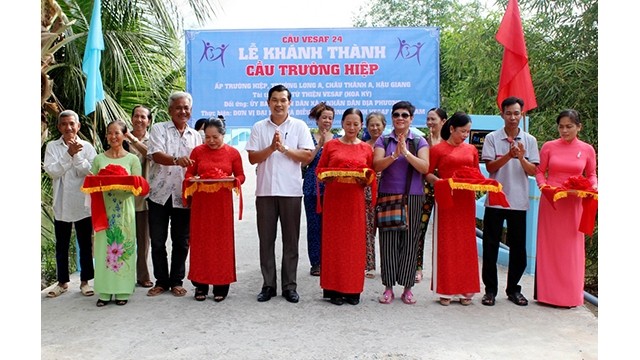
[534,109,597,308]
[183,118,245,302]
[372,101,429,305]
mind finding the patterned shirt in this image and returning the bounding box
[147,121,201,208]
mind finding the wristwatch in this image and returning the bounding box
[172,156,178,165]
[403,150,410,157]
[391,153,399,160]
[283,145,290,154]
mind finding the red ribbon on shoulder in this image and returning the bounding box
[81,164,150,232]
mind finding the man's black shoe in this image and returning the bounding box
[257,287,276,302]
[282,289,300,303]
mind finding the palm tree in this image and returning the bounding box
[40,0,221,286]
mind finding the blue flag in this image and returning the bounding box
[82,0,105,115]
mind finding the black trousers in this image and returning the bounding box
[148,197,190,289]
[54,217,94,283]
[481,207,527,295]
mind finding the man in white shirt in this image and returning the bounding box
[43,110,97,298]
[246,84,314,303]
[146,92,202,297]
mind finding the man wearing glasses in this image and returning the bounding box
[480,96,540,307]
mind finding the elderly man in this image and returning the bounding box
[246,84,314,303]
[125,105,154,288]
[43,110,97,298]
[146,92,202,297]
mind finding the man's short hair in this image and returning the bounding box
[168,91,193,107]
[58,110,80,125]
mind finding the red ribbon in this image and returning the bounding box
[81,168,150,232]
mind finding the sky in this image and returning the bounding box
[186,0,371,30]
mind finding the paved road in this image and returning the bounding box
[41,150,597,359]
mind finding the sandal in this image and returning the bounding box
[439,297,451,306]
[80,283,94,296]
[115,300,128,306]
[365,270,375,279]
[194,289,207,302]
[213,295,226,302]
[137,280,154,288]
[401,290,417,305]
[460,298,472,306]
[171,286,187,297]
[379,289,395,304]
[96,299,110,307]
[507,292,528,306]
[481,293,496,306]
[46,284,68,298]
[147,286,166,297]
[310,265,321,277]
[414,270,423,283]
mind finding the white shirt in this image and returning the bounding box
[147,121,201,208]
[246,116,314,197]
[43,136,97,222]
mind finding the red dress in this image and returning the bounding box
[183,144,245,285]
[429,142,480,298]
[316,140,374,295]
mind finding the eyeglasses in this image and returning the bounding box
[392,112,411,119]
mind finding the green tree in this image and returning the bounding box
[40,0,220,286]
[355,0,598,295]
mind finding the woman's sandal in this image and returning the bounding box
[194,289,207,302]
[401,290,417,305]
[460,298,472,306]
[115,300,128,306]
[414,270,423,283]
[365,270,375,279]
[439,297,451,306]
[379,289,395,304]
[96,299,110,307]
[213,295,226,302]
[310,265,321,276]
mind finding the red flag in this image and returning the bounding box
[496,0,537,113]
